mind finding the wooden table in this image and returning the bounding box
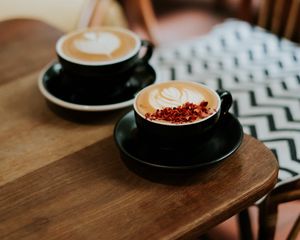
[0,19,278,240]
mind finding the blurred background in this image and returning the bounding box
[0,0,261,45]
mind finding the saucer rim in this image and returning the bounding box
[38,61,157,112]
[114,111,244,170]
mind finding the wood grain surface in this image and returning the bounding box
[0,19,278,240]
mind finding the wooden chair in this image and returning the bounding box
[239,177,300,240]
[263,178,300,240]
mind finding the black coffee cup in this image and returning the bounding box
[55,27,154,98]
[133,81,233,149]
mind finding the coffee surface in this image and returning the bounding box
[58,28,138,63]
[136,81,219,122]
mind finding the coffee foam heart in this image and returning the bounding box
[74,32,121,57]
[149,87,204,109]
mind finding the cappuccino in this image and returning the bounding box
[56,27,140,65]
[135,81,219,124]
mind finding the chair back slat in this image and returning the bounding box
[258,0,272,28]
[284,0,300,40]
[270,0,285,35]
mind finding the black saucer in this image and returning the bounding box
[114,111,244,178]
[38,62,156,111]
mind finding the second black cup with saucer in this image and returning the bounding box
[38,61,156,112]
[114,110,244,180]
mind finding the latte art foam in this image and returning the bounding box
[74,32,121,57]
[149,87,204,109]
[135,81,219,124]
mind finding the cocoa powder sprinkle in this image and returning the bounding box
[145,101,215,124]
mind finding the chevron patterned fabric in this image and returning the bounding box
[151,20,300,182]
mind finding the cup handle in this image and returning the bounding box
[139,40,154,63]
[216,90,233,116]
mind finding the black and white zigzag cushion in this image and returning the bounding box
[151,20,300,182]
